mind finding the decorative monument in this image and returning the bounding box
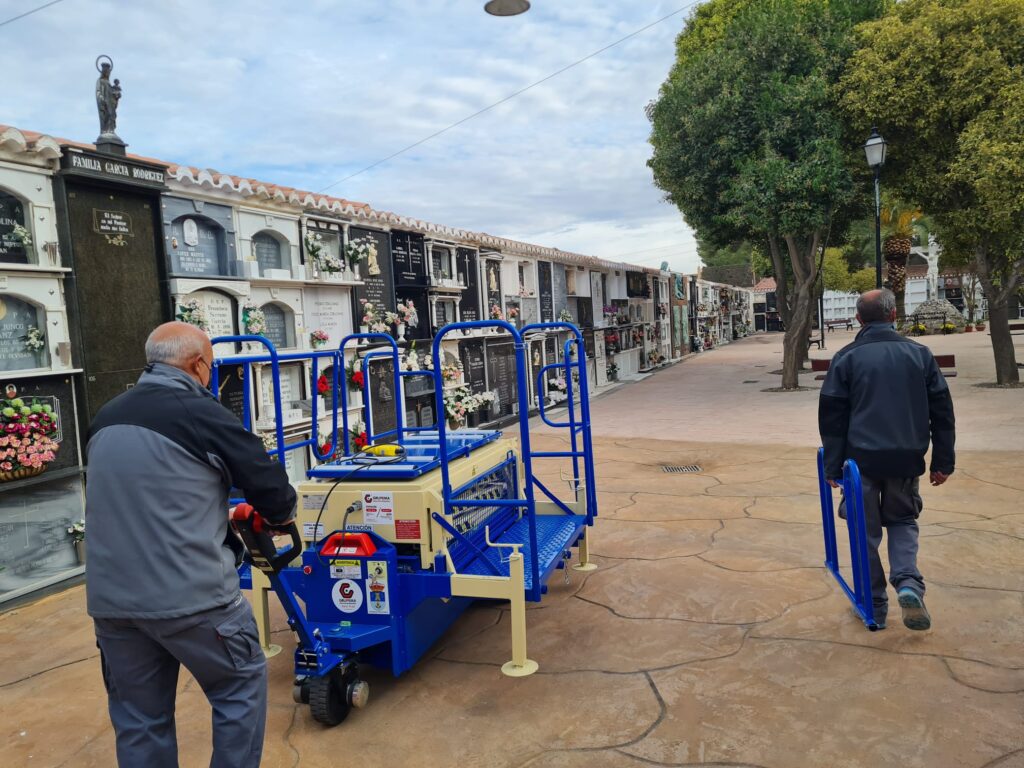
[94,55,126,155]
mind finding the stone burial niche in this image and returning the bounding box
[162,196,236,278]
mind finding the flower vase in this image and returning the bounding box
[397,323,406,341]
[74,539,86,565]
[352,263,361,281]
[360,325,369,335]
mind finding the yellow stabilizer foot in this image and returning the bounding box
[501,659,539,677]
[262,644,283,659]
[572,562,598,572]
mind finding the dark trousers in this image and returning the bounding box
[841,475,925,615]
[94,595,267,768]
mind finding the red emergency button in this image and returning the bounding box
[302,565,313,575]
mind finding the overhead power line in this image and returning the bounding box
[318,3,696,193]
[0,0,66,29]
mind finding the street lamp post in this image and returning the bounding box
[863,127,888,290]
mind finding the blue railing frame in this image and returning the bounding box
[337,333,403,453]
[211,336,347,464]
[432,320,544,599]
[522,323,598,525]
[816,448,879,630]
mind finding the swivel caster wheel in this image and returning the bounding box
[308,664,369,726]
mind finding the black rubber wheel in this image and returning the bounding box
[308,669,350,726]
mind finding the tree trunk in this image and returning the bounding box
[986,297,1020,385]
[975,246,1021,385]
[779,232,821,389]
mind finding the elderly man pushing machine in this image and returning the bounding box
[818,289,956,631]
[85,321,296,767]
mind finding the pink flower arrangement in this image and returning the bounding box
[0,397,59,475]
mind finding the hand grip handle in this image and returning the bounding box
[231,503,301,574]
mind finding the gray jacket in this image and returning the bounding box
[85,363,296,619]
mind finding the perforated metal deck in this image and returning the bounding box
[460,514,586,591]
[306,429,502,480]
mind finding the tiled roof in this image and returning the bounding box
[1,123,686,278]
[752,277,776,293]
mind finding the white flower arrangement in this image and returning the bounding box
[345,236,375,268]
[23,326,45,353]
[358,299,389,333]
[558,309,573,322]
[243,303,267,335]
[67,519,85,543]
[444,385,495,425]
[176,299,209,331]
[11,224,32,248]
[397,299,418,327]
[305,231,344,274]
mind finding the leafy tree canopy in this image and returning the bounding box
[649,0,886,246]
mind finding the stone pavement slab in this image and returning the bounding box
[2,331,1022,767]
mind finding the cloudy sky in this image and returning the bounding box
[4,0,701,271]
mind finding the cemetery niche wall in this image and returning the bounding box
[162,195,237,278]
[237,209,301,280]
[54,146,169,424]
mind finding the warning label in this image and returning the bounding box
[302,522,325,539]
[362,491,395,525]
[302,494,327,511]
[329,559,361,579]
[366,560,390,615]
[331,579,363,613]
[394,519,421,540]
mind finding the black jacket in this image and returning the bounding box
[85,363,296,618]
[818,323,955,480]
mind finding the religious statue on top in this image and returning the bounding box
[95,56,123,139]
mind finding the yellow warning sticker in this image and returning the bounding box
[329,559,361,579]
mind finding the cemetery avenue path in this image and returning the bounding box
[1,331,1021,767]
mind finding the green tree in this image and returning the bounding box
[841,0,1024,384]
[822,247,855,293]
[649,0,886,388]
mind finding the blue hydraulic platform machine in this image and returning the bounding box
[211,320,599,725]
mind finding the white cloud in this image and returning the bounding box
[5,0,699,270]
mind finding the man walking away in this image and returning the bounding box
[818,289,955,630]
[86,322,296,767]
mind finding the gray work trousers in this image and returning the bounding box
[94,595,267,768]
[841,474,925,615]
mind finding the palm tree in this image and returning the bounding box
[881,204,930,318]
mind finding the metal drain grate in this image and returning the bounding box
[662,465,702,474]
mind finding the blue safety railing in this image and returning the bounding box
[522,322,598,524]
[816,448,879,630]
[430,320,597,602]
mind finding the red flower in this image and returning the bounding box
[351,371,364,389]
[321,442,333,456]
[353,432,368,449]
[316,375,330,395]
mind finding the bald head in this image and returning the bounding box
[856,289,897,325]
[145,322,213,384]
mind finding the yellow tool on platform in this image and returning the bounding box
[360,444,406,458]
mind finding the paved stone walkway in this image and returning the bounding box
[1,332,1021,767]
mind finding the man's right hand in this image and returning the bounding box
[929,471,949,486]
[827,479,841,489]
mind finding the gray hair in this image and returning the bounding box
[857,289,897,323]
[145,328,207,366]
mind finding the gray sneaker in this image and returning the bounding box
[898,588,931,630]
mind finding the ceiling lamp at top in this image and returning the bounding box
[484,0,531,16]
